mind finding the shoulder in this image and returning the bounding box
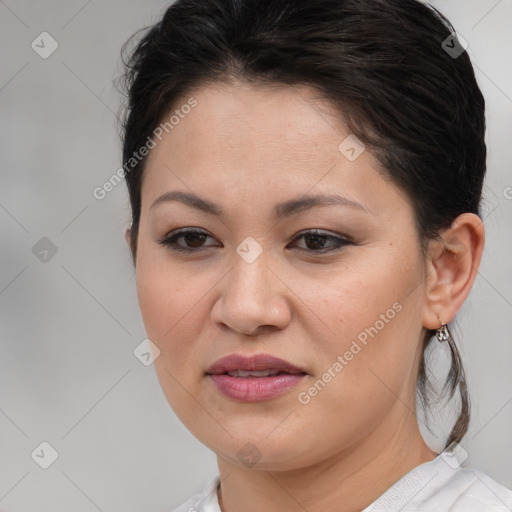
[420,466,512,512]
[169,475,221,512]
[365,450,512,512]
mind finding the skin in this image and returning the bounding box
[125,80,485,512]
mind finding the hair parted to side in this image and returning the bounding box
[117,0,486,449]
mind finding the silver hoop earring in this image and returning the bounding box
[436,323,450,342]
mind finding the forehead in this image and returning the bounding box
[140,80,411,222]
[152,81,346,164]
[144,82,348,179]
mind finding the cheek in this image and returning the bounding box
[299,249,424,403]
[305,248,421,350]
[135,252,206,364]
[135,257,213,423]
[285,277,422,461]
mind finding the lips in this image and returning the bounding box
[206,353,307,376]
[206,353,308,402]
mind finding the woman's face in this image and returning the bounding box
[132,81,430,470]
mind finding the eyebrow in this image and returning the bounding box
[150,190,372,218]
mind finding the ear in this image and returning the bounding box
[124,227,132,248]
[422,213,485,329]
[124,227,137,266]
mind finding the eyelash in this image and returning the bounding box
[157,228,353,254]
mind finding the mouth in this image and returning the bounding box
[205,353,308,402]
[219,369,306,378]
[206,372,307,402]
[205,352,308,376]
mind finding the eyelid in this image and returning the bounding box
[157,228,353,253]
[291,228,352,243]
[289,229,352,251]
[157,228,219,252]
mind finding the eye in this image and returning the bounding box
[157,228,220,252]
[157,228,353,254]
[290,229,352,253]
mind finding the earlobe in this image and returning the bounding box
[422,213,485,330]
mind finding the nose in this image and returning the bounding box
[210,252,292,336]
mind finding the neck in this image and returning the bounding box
[216,408,437,512]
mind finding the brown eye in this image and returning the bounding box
[181,232,207,248]
[157,228,352,254]
[157,229,219,252]
[291,229,352,253]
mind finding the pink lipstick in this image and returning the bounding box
[206,353,307,402]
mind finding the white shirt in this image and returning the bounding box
[170,449,512,511]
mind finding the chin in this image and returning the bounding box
[209,430,324,472]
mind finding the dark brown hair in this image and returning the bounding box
[118,0,486,448]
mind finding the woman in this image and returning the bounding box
[118,0,512,510]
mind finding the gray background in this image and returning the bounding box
[1,0,511,510]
